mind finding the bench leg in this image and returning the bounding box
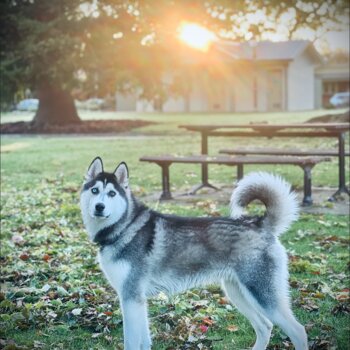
[301,165,314,206]
[237,164,244,180]
[329,132,350,201]
[159,163,172,200]
[328,186,350,202]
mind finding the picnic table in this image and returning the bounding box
[179,123,350,201]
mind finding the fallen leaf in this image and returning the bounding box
[218,297,229,305]
[42,254,51,262]
[202,317,215,326]
[41,284,51,293]
[300,299,319,312]
[335,291,350,301]
[33,340,45,348]
[47,311,57,319]
[19,253,30,261]
[71,308,82,316]
[317,220,332,227]
[92,333,102,338]
[12,235,25,245]
[188,334,198,342]
[199,325,208,333]
[227,325,239,332]
[332,303,350,315]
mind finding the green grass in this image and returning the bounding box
[1,110,349,349]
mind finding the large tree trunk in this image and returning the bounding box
[32,85,81,127]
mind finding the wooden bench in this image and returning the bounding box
[140,155,331,205]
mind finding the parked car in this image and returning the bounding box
[77,98,105,110]
[86,98,105,110]
[16,99,39,111]
[329,92,350,108]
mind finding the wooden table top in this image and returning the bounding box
[179,123,350,132]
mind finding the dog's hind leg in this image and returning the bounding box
[235,276,308,349]
[262,302,308,350]
[121,298,151,350]
[222,280,273,350]
[234,257,308,350]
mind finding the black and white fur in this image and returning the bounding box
[80,157,308,350]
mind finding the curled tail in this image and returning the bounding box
[230,172,299,236]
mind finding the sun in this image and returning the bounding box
[178,22,216,51]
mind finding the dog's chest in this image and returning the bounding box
[98,248,131,295]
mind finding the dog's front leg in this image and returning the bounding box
[121,298,151,350]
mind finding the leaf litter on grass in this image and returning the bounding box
[1,177,349,349]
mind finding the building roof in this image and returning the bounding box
[316,62,350,81]
[213,40,323,63]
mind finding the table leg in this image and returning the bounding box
[189,182,218,195]
[159,163,172,200]
[302,165,314,206]
[237,164,244,180]
[190,132,218,194]
[329,132,350,201]
[201,132,209,185]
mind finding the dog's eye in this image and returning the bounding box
[91,188,99,195]
[108,190,116,197]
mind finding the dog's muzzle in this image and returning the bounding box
[94,203,106,217]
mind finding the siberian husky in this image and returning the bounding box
[80,157,308,350]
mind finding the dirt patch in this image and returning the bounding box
[0,142,31,153]
[306,110,349,123]
[142,185,350,216]
[0,119,154,134]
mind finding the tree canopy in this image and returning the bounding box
[1,0,348,124]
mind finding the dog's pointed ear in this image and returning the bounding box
[85,157,103,181]
[114,162,129,189]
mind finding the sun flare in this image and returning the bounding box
[178,22,216,51]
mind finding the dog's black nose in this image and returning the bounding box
[95,203,105,213]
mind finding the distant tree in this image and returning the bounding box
[1,0,348,126]
[206,0,349,43]
[1,1,81,124]
[325,49,350,64]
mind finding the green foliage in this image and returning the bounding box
[212,0,349,41]
[1,1,84,89]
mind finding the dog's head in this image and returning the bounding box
[80,157,130,233]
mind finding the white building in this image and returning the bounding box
[315,61,350,108]
[116,40,325,113]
